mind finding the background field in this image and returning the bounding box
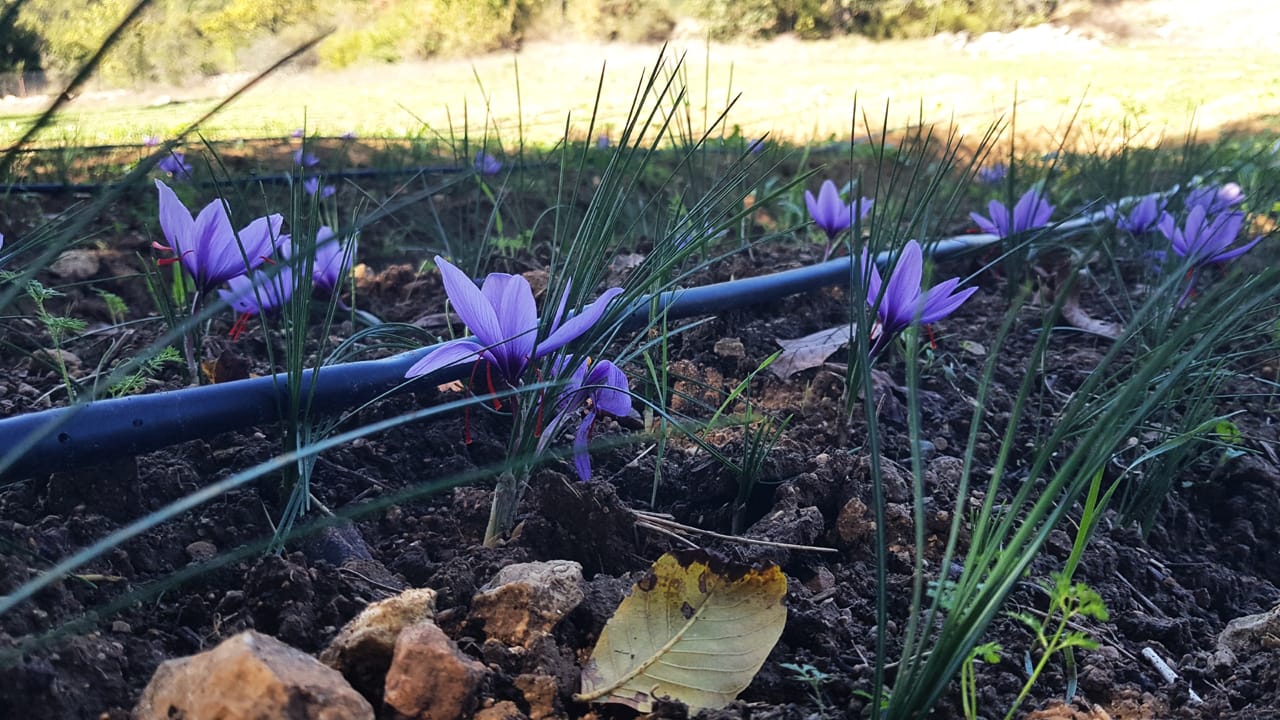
[2,0,1279,150]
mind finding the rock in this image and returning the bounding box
[1217,604,1280,656]
[320,588,437,702]
[384,621,486,720]
[514,674,560,720]
[713,337,746,359]
[470,560,584,647]
[185,540,217,563]
[49,249,100,280]
[474,700,528,720]
[134,630,374,720]
[836,496,873,547]
[34,348,82,375]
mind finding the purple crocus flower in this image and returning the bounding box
[312,227,354,296]
[404,256,623,386]
[746,137,766,154]
[1158,205,1260,266]
[293,149,319,168]
[142,135,161,147]
[340,131,357,140]
[1105,195,1168,235]
[157,152,193,180]
[596,134,610,150]
[290,128,305,139]
[1186,182,1245,215]
[303,177,335,198]
[805,180,874,260]
[154,180,283,295]
[863,240,978,356]
[474,151,501,176]
[977,163,1007,185]
[970,188,1054,238]
[218,265,294,315]
[542,355,632,481]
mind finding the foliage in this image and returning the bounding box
[682,0,1066,40]
[13,0,1076,82]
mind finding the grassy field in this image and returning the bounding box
[2,35,1278,151]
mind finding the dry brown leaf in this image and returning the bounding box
[1061,284,1123,339]
[772,325,857,380]
[575,550,787,712]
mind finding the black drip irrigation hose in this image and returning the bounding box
[0,208,1111,480]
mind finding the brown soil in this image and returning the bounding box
[3,210,1280,719]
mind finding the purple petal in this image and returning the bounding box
[537,287,624,357]
[404,340,488,379]
[1208,234,1262,264]
[920,281,978,324]
[970,210,999,236]
[481,272,538,373]
[155,179,194,255]
[882,241,924,329]
[436,256,503,347]
[585,360,631,417]
[573,410,597,481]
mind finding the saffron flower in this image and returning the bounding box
[303,177,335,198]
[293,149,319,168]
[290,128,304,138]
[404,256,623,386]
[970,188,1054,238]
[1158,205,1260,266]
[805,180,874,260]
[1186,182,1244,215]
[340,131,357,140]
[157,152,193,179]
[312,227,355,296]
[746,137,766,154]
[219,265,294,315]
[1105,195,1168,235]
[596,134,610,149]
[864,240,978,356]
[142,135,161,147]
[977,163,1007,185]
[154,180,283,294]
[549,356,631,481]
[474,151,501,176]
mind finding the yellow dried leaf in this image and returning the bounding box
[575,550,787,712]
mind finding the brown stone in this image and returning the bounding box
[514,674,561,720]
[470,560,584,648]
[1217,604,1280,656]
[49,249,100,280]
[474,700,528,720]
[320,588,437,702]
[383,621,486,720]
[835,496,873,547]
[134,630,373,720]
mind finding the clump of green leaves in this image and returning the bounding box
[960,641,1002,720]
[107,346,183,397]
[1005,577,1108,720]
[781,662,832,714]
[24,278,87,400]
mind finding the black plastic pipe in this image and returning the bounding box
[0,210,1107,479]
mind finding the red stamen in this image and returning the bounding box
[157,257,180,267]
[485,364,501,410]
[228,312,251,340]
[925,324,938,350]
[151,241,173,253]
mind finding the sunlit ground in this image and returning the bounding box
[2,30,1279,149]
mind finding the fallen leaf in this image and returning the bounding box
[1061,284,1123,339]
[772,325,857,380]
[576,550,787,713]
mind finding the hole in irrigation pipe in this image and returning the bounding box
[132,418,143,428]
[57,432,70,443]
